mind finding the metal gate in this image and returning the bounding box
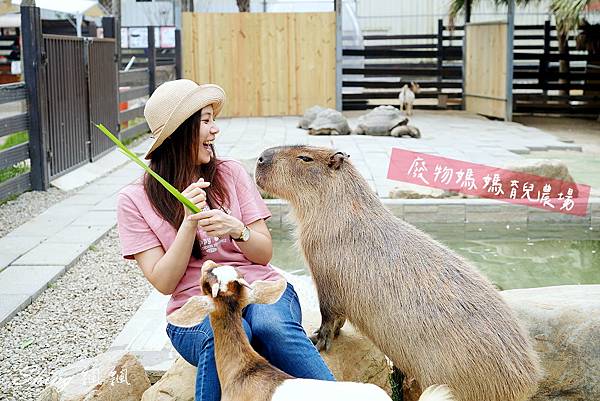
[44,35,89,178]
[43,35,119,178]
[88,38,119,161]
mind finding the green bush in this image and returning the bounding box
[0,163,29,183]
[0,131,28,151]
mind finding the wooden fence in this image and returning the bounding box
[342,20,464,111]
[464,22,510,120]
[182,12,336,117]
[512,21,600,116]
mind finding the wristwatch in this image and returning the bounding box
[234,225,251,242]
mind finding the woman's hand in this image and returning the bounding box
[181,178,211,228]
[190,209,245,238]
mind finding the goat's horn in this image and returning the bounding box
[211,282,220,298]
[236,278,251,289]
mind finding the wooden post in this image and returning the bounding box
[88,21,97,38]
[102,16,116,38]
[437,19,444,109]
[148,26,156,95]
[175,29,182,79]
[465,0,472,23]
[334,0,342,111]
[20,1,49,191]
[541,20,551,99]
[505,0,515,121]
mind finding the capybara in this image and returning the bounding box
[254,145,541,401]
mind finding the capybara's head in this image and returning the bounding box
[254,146,350,202]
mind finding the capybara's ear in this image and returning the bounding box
[328,151,350,170]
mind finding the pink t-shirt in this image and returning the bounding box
[116,159,282,316]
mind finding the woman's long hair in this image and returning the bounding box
[144,110,229,259]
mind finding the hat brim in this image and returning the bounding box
[144,84,225,159]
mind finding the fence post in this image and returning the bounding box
[436,19,445,109]
[148,26,156,95]
[102,16,121,71]
[21,2,49,191]
[541,20,551,99]
[175,29,182,79]
[334,0,342,111]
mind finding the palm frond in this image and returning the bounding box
[551,0,590,33]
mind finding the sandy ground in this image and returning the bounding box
[514,116,600,155]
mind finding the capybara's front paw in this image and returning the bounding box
[310,326,334,352]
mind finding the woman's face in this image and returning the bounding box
[197,105,220,165]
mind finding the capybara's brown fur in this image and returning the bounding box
[255,145,541,401]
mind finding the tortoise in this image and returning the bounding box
[307,108,351,135]
[351,105,419,137]
[297,105,325,129]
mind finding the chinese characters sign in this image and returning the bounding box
[387,148,590,216]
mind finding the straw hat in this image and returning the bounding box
[143,79,226,159]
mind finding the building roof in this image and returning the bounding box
[10,0,106,17]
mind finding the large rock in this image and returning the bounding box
[37,351,150,401]
[503,159,575,183]
[502,285,600,401]
[141,358,196,401]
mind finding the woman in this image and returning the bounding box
[116,80,334,401]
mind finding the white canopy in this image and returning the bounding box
[10,0,106,18]
[0,13,19,27]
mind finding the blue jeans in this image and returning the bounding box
[166,283,335,401]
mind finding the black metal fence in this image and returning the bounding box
[512,21,600,116]
[0,4,181,202]
[0,82,30,199]
[343,20,464,111]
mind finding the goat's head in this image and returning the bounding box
[410,81,421,93]
[201,260,251,300]
[166,260,288,328]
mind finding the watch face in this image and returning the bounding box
[242,227,250,241]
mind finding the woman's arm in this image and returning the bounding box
[134,179,210,295]
[134,220,198,295]
[191,210,273,265]
[231,218,273,265]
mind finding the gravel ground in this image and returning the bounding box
[0,228,152,401]
[0,187,72,238]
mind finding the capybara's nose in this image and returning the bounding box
[257,148,277,166]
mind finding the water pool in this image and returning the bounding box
[269,223,600,290]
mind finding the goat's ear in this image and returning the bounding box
[328,151,349,170]
[166,295,214,328]
[246,278,287,305]
[201,259,219,274]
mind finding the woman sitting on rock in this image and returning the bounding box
[116,79,334,401]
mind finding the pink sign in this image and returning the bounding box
[387,148,591,216]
